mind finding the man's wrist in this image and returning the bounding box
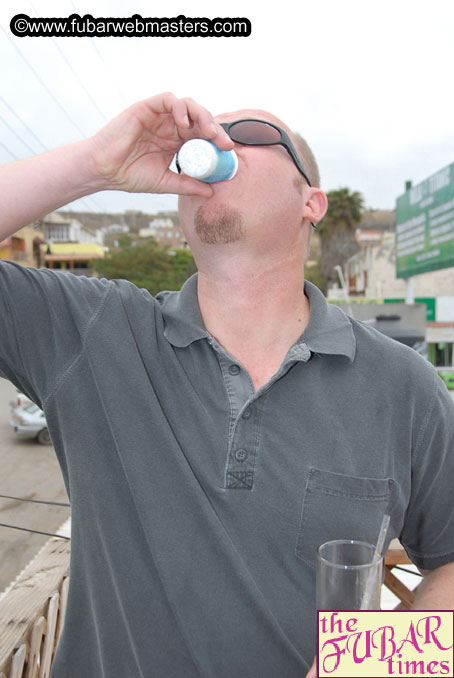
[74,136,112,195]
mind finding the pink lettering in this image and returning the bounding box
[372,625,396,661]
[321,635,348,673]
[396,621,423,654]
[417,615,453,651]
[346,630,372,663]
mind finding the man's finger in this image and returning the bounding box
[161,170,214,198]
[171,97,192,129]
[180,97,234,150]
[139,92,233,151]
[209,121,235,151]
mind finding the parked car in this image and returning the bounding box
[9,402,52,445]
[9,388,33,410]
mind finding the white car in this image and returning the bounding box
[9,388,33,410]
[9,402,52,445]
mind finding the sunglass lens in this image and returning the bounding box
[229,121,281,144]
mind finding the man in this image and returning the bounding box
[0,93,453,678]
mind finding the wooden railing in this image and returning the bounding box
[0,533,418,675]
[0,536,70,678]
[384,539,417,609]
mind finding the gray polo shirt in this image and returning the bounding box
[1,260,453,678]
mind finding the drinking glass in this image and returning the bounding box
[316,539,382,610]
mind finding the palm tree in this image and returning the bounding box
[317,187,364,286]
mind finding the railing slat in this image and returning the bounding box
[0,538,70,676]
[24,616,46,678]
[9,644,27,678]
[38,593,59,678]
[54,577,68,650]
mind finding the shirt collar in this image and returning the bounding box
[157,274,356,361]
[301,280,356,362]
[156,274,207,348]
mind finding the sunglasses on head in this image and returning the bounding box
[219,119,312,187]
[222,119,317,229]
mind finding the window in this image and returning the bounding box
[434,342,453,367]
[47,225,69,241]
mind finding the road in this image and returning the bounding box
[0,377,70,594]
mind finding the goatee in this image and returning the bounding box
[194,204,245,244]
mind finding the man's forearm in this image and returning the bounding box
[0,138,102,241]
[412,562,454,609]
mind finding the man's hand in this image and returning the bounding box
[88,92,233,198]
[306,656,317,677]
[0,92,234,240]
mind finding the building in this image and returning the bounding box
[41,213,103,246]
[100,224,132,251]
[355,228,383,249]
[0,222,44,267]
[40,242,105,276]
[139,218,186,248]
[330,231,454,387]
[102,224,130,235]
[343,232,454,300]
[39,213,105,276]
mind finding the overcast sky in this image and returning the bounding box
[1,0,453,217]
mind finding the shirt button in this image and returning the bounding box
[229,364,241,375]
[242,409,252,419]
[235,448,248,462]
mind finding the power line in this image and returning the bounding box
[0,139,19,161]
[29,0,109,125]
[90,39,130,108]
[0,110,39,156]
[1,27,109,213]
[0,94,48,152]
[0,99,106,213]
[51,39,109,123]
[0,136,106,213]
[1,24,88,138]
[69,0,129,108]
[63,194,107,214]
[0,522,70,540]
[0,493,70,507]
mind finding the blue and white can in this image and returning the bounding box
[177,139,238,183]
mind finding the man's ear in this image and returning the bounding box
[303,187,328,225]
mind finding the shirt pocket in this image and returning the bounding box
[295,467,393,569]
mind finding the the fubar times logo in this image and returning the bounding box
[317,611,453,677]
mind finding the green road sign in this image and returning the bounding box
[395,162,454,278]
